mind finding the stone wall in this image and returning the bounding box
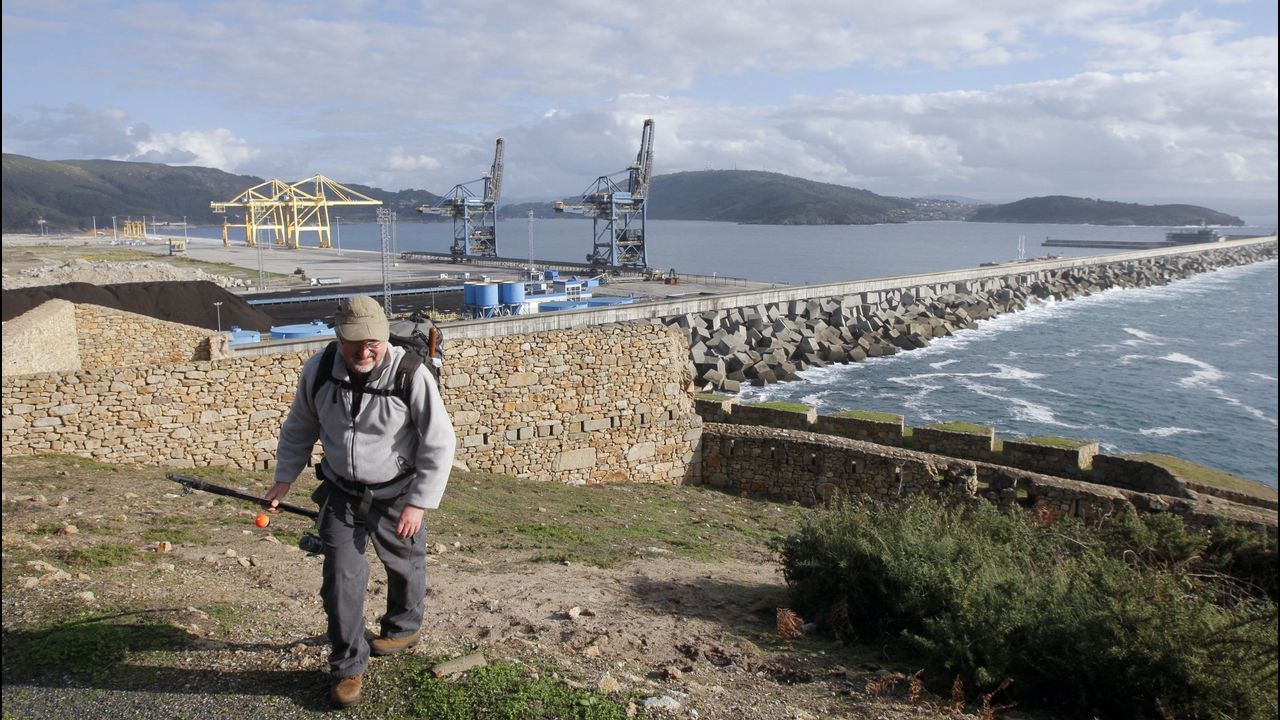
[698,399,1278,514]
[1002,439,1098,478]
[702,424,1276,533]
[2,312,701,487]
[912,425,996,460]
[74,304,213,369]
[701,423,979,505]
[2,300,80,375]
[812,413,905,446]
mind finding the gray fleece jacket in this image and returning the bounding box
[273,343,456,509]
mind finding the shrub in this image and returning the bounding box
[775,497,1278,718]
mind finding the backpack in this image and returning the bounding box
[309,314,443,408]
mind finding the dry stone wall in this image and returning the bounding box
[2,299,80,375]
[2,313,701,487]
[701,423,979,505]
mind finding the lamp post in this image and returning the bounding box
[335,216,343,255]
[183,216,188,242]
[112,216,117,241]
[213,302,223,333]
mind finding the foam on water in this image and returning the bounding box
[1163,353,1225,387]
[1121,327,1165,346]
[1140,427,1203,438]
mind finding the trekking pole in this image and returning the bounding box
[166,473,318,519]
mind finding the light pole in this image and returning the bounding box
[112,216,117,241]
[213,302,223,333]
[183,216,189,242]
[335,216,343,255]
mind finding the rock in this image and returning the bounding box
[74,591,96,604]
[57,524,78,535]
[432,652,488,677]
[642,695,681,712]
[597,672,622,694]
[156,541,173,554]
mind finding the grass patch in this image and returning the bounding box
[919,421,992,435]
[53,542,143,569]
[139,518,211,546]
[695,392,736,403]
[203,602,250,633]
[1125,453,1277,500]
[359,657,628,720]
[2,614,190,681]
[434,471,806,568]
[777,497,1279,718]
[827,409,903,423]
[744,401,811,413]
[1018,435,1092,449]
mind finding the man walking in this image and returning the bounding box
[266,295,455,708]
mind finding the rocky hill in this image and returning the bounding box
[0,154,439,233]
[971,195,1244,226]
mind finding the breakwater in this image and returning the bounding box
[667,239,1276,392]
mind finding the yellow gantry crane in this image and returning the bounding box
[211,174,382,249]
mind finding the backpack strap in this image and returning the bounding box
[310,341,340,407]
[312,341,425,415]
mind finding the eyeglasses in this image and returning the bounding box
[339,339,383,351]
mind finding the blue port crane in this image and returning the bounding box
[417,138,504,260]
[555,118,654,269]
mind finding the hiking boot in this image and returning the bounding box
[330,674,363,708]
[370,631,420,656]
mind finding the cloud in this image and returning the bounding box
[1,1,1275,206]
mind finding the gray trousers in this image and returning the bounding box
[314,482,427,678]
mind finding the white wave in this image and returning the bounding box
[1250,372,1277,382]
[1222,338,1250,347]
[1163,353,1225,387]
[929,359,959,369]
[1139,426,1203,438]
[1121,327,1165,346]
[1159,354,1278,428]
[987,363,1045,382]
[956,379,1080,428]
[1117,354,1148,365]
[1212,391,1278,428]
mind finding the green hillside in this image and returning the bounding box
[971,195,1244,226]
[1,154,439,233]
[647,170,916,224]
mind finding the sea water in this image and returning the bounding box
[740,259,1278,487]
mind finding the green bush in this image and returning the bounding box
[775,497,1278,718]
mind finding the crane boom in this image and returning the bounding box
[486,137,504,204]
[416,138,504,259]
[554,118,655,269]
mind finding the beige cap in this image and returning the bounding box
[334,295,389,342]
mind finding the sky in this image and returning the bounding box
[2,1,1277,217]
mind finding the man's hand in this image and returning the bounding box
[396,504,425,539]
[264,482,292,513]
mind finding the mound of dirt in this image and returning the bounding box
[1,281,275,332]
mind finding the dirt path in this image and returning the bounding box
[1,455,974,719]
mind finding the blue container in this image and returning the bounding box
[270,320,333,340]
[544,269,559,281]
[499,281,526,305]
[463,282,477,306]
[227,326,262,345]
[474,283,500,307]
[586,278,600,288]
[539,301,585,313]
